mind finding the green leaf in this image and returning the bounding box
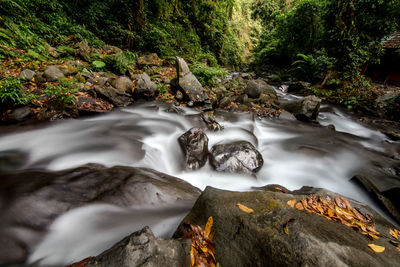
[92,60,106,69]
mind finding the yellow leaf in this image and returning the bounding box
[236,203,254,213]
[295,202,304,211]
[368,244,385,253]
[287,199,297,208]
[283,218,295,235]
[204,216,213,237]
[390,229,399,240]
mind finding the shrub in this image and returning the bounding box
[104,51,138,75]
[44,83,76,110]
[0,77,36,108]
[191,64,227,87]
[156,83,168,95]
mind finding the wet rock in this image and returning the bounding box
[0,165,200,265]
[94,85,133,107]
[85,226,188,267]
[245,79,276,99]
[175,57,209,105]
[201,112,223,131]
[18,69,35,81]
[137,53,163,67]
[76,95,113,115]
[174,186,400,267]
[4,106,32,122]
[281,95,321,121]
[131,73,158,100]
[209,141,263,174]
[43,65,65,82]
[178,128,209,170]
[46,46,59,58]
[287,81,312,95]
[110,76,134,94]
[57,64,79,76]
[102,45,123,55]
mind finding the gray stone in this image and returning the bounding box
[77,40,91,62]
[210,141,263,174]
[102,45,123,55]
[281,95,321,121]
[178,128,209,170]
[43,65,65,81]
[245,79,277,98]
[18,69,35,81]
[174,186,400,267]
[57,64,79,76]
[175,57,209,104]
[6,106,32,122]
[131,73,158,100]
[110,76,134,94]
[46,46,59,58]
[94,85,133,107]
[86,227,189,267]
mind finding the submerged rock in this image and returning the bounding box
[85,226,189,267]
[174,186,400,267]
[209,141,263,174]
[281,95,321,121]
[178,128,209,170]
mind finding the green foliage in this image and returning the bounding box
[191,63,227,87]
[0,77,36,106]
[290,51,334,82]
[92,60,106,69]
[44,83,76,109]
[156,83,168,95]
[103,51,138,75]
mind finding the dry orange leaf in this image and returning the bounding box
[236,203,254,213]
[287,199,297,208]
[275,187,287,193]
[295,202,304,211]
[368,244,385,253]
[205,216,213,238]
[390,229,400,240]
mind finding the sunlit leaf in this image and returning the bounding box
[283,218,295,235]
[205,216,213,237]
[390,229,400,240]
[274,187,286,193]
[368,244,385,253]
[295,202,304,211]
[287,199,297,208]
[236,203,254,213]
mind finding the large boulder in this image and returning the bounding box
[178,128,209,170]
[43,65,65,81]
[85,227,189,267]
[209,141,263,174]
[0,165,201,265]
[245,79,277,99]
[174,57,209,105]
[131,73,158,100]
[280,95,321,121]
[94,85,133,107]
[174,186,400,267]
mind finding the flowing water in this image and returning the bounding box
[0,88,397,265]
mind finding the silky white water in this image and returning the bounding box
[0,96,395,265]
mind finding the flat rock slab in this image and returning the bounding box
[174,186,400,267]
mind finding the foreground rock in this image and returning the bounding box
[172,57,210,106]
[85,227,189,267]
[209,141,263,174]
[281,95,321,121]
[178,128,209,170]
[94,85,133,107]
[174,186,400,266]
[0,165,201,265]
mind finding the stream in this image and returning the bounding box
[0,88,399,265]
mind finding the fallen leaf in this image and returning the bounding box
[287,199,297,208]
[295,202,304,211]
[390,229,400,240]
[65,257,93,267]
[274,187,286,193]
[368,244,385,253]
[283,218,295,235]
[205,216,213,237]
[236,203,254,213]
